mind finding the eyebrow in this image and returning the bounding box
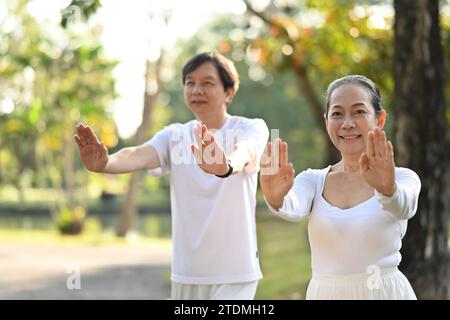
[330,102,368,109]
[185,76,218,82]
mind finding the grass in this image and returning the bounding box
[255,210,311,300]
[0,229,171,248]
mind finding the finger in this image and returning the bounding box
[209,134,222,154]
[372,129,379,158]
[81,125,93,145]
[74,135,83,148]
[260,143,272,168]
[280,141,288,166]
[386,141,395,165]
[289,162,295,177]
[359,152,369,172]
[203,130,213,146]
[379,131,387,160]
[76,123,83,135]
[273,139,282,166]
[202,134,219,165]
[266,142,272,158]
[191,144,202,164]
[193,125,203,148]
[76,125,87,144]
[86,126,101,145]
[201,124,207,140]
[76,123,85,131]
[367,131,375,159]
[375,129,383,158]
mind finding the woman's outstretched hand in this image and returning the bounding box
[260,139,295,210]
[359,128,396,196]
[74,123,109,173]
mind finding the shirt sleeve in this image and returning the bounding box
[375,167,421,220]
[144,125,173,176]
[234,118,270,174]
[266,169,317,222]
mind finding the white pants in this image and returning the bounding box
[171,281,259,300]
[306,267,417,300]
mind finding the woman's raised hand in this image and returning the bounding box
[359,128,396,196]
[260,139,295,210]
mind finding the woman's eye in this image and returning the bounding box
[331,112,341,117]
[355,110,366,115]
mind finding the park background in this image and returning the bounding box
[0,0,448,299]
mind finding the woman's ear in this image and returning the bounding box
[377,110,387,129]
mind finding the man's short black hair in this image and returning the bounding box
[182,52,240,94]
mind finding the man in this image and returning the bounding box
[75,52,269,299]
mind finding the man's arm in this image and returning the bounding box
[75,123,160,174]
[104,144,161,174]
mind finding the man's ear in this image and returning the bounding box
[377,110,387,129]
[225,88,235,104]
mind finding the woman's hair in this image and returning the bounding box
[325,75,382,117]
[182,52,240,94]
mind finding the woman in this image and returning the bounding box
[260,75,420,299]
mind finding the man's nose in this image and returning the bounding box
[192,84,204,95]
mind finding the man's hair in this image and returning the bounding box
[182,52,240,95]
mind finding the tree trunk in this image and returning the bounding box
[116,56,163,237]
[291,64,340,164]
[393,0,448,299]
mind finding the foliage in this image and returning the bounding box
[55,206,86,235]
[61,0,102,28]
[0,0,117,228]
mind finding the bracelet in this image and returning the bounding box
[215,160,233,178]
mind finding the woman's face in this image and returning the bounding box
[325,84,386,158]
[183,61,233,117]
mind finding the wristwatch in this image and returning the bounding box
[215,160,233,178]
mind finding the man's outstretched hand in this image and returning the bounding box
[74,123,108,173]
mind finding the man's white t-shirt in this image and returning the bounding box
[146,115,269,284]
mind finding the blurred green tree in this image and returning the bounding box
[0,0,117,233]
[240,0,395,165]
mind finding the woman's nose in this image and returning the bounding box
[341,116,355,128]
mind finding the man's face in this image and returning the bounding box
[184,62,233,117]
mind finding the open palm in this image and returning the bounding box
[260,140,295,209]
[74,123,108,173]
[359,128,396,196]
